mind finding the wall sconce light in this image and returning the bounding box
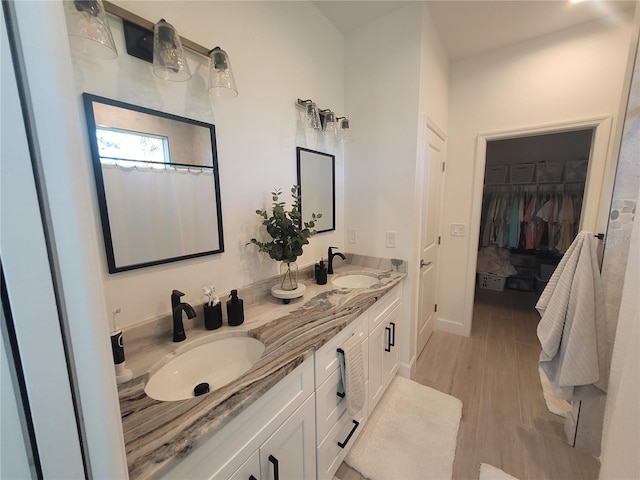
[66,1,238,96]
[295,99,350,140]
[320,109,338,136]
[152,19,191,82]
[208,47,238,98]
[297,99,322,131]
[64,0,118,59]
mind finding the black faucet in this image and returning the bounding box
[171,290,196,342]
[327,246,346,275]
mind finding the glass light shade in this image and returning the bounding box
[338,117,350,141]
[305,102,322,131]
[65,0,118,59]
[208,47,238,98]
[152,19,191,82]
[323,111,338,136]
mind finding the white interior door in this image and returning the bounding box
[417,125,445,356]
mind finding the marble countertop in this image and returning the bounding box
[118,260,405,479]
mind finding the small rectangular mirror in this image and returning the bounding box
[83,93,224,273]
[296,147,335,233]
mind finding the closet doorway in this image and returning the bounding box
[463,117,615,333]
[477,128,593,300]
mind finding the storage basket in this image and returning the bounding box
[510,163,535,184]
[478,272,507,292]
[536,162,564,183]
[485,165,508,185]
[565,159,588,181]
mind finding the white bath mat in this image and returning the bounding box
[538,367,571,417]
[479,463,519,480]
[345,376,462,480]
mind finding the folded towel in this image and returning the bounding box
[338,334,365,415]
[536,231,609,400]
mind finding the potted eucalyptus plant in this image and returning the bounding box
[248,186,321,290]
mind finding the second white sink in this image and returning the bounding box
[332,272,380,289]
[145,336,265,402]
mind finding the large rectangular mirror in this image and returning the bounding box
[296,147,335,233]
[83,93,224,273]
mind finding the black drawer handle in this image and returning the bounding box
[337,419,360,449]
[385,326,391,352]
[390,322,396,347]
[268,454,279,480]
[337,391,345,398]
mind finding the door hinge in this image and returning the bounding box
[434,303,438,312]
[442,162,446,172]
[437,236,441,245]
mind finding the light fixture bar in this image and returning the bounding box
[103,0,209,57]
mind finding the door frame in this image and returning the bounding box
[463,116,614,335]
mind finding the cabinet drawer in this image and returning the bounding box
[316,367,347,442]
[315,314,366,387]
[317,407,364,480]
[368,284,401,334]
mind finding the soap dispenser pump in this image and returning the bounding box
[227,289,244,326]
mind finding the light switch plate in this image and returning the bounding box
[451,223,466,236]
[385,231,397,248]
[348,229,357,244]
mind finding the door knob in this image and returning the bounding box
[420,260,432,268]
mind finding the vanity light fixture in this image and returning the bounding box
[320,109,339,136]
[68,1,238,96]
[298,99,322,131]
[153,19,191,82]
[208,47,238,97]
[65,0,118,59]
[296,99,350,138]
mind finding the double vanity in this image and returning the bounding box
[118,262,405,479]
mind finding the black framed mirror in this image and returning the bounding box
[83,93,224,273]
[296,147,335,233]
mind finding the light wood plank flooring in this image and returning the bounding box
[336,287,600,480]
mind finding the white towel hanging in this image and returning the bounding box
[338,334,365,415]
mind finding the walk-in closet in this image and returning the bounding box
[476,129,593,298]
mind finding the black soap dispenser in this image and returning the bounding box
[227,289,245,326]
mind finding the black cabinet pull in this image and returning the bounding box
[337,419,360,449]
[390,322,396,347]
[249,476,257,480]
[268,455,279,480]
[337,391,345,398]
[385,326,391,352]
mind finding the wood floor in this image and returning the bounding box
[336,287,600,480]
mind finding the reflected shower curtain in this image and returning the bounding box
[101,164,219,267]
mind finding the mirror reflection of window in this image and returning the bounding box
[96,127,170,168]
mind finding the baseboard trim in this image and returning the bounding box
[436,317,469,337]
[398,356,415,379]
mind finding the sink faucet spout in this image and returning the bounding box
[327,246,346,275]
[171,290,197,342]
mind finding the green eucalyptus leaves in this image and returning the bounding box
[248,185,322,262]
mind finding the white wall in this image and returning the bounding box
[439,14,635,334]
[71,1,345,328]
[344,2,450,373]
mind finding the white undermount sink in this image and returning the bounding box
[331,272,380,289]
[144,336,265,401]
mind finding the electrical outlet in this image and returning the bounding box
[348,229,357,244]
[385,231,397,248]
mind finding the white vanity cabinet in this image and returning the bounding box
[314,314,368,480]
[162,357,315,480]
[160,282,403,480]
[367,285,400,413]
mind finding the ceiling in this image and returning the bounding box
[312,0,636,61]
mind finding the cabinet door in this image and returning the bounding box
[368,319,389,413]
[382,305,400,389]
[229,450,260,480]
[260,394,316,480]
